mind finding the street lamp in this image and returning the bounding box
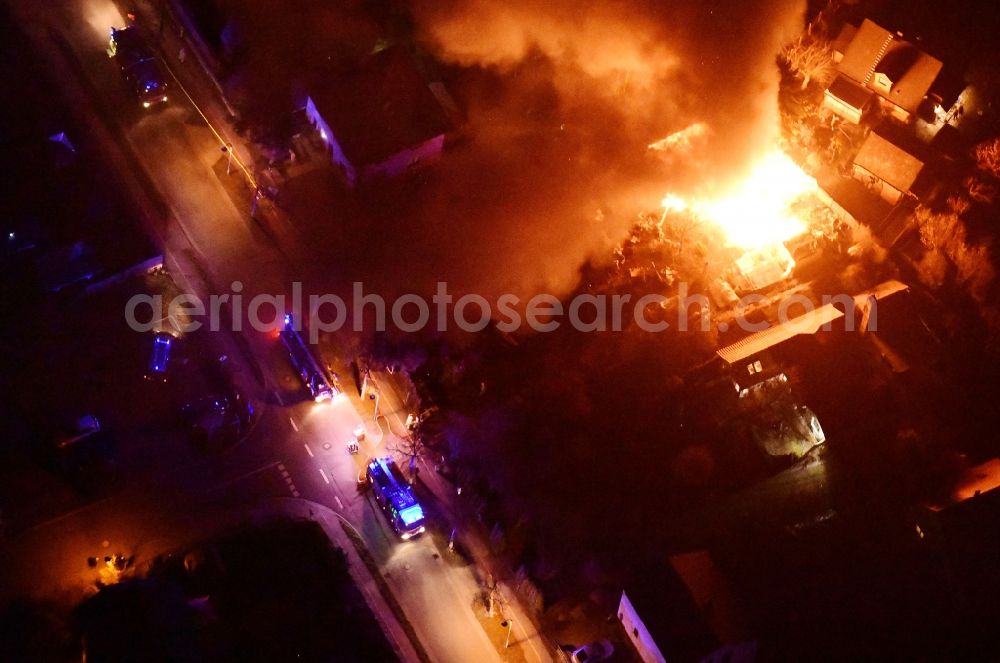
[221,143,234,175]
[250,188,261,218]
[501,619,514,649]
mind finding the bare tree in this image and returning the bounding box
[914,205,961,253]
[913,201,996,302]
[974,137,1000,179]
[387,433,429,483]
[952,242,996,303]
[781,35,834,90]
[965,175,998,204]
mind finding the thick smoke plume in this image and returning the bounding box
[384,0,805,304]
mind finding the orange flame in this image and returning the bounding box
[662,150,816,250]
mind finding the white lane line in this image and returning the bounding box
[335,496,344,510]
[303,443,314,457]
[289,417,299,432]
[273,390,285,406]
[292,490,300,497]
[319,469,330,484]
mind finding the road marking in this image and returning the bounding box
[273,390,285,406]
[303,443,314,457]
[289,417,299,432]
[292,490,300,497]
[285,476,294,484]
[335,496,344,510]
[319,469,330,484]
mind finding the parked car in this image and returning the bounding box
[571,640,614,663]
[181,392,254,452]
[145,331,175,381]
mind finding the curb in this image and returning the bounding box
[265,497,429,663]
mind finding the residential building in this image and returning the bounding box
[716,304,847,370]
[823,19,943,124]
[304,48,450,186]
[619,554,756,663]
[851,131,925,204]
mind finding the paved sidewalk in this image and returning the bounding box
[372,370,556,663]
[264,498,424,663]
[415,461,556,663]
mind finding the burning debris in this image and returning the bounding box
[659,148,819,252]
[648,122,710,154]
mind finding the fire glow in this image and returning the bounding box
[661,149,817,250]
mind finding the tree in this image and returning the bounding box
[913,202,995,302]
[974,137,1000,179]
[952,242,996,303]
[965,175,998,204]
[780,35,834,91]
[388,432,431,482]
[914,205,961,253]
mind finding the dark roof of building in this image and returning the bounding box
[853,131,924,193]
[817,175,893,227]
[623,563,718,663]
[670,551,749,644]
[930,459,1000,512]
[827,74,874,111]
[836,19,942,114]
[308,48,450,166]
[876,42,942,113]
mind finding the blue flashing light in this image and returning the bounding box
[400,504,425,527]
[284,313,293,328]
[150,334,173,374]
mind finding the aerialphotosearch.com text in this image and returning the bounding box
[125,281,877,342]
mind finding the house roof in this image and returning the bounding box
[831,23,858,58]
[717,304,845,365]
[875,42,942,114]
[817,175,893,227]
[670,551,748,644]
[836,19,941,114]
[308,48,449,166]
[853,132,924,193]
[929,458,1000,512]
[826,74,874,111]
[854,279,909,306]
[839,19,895,83]
[622,564,718,663]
